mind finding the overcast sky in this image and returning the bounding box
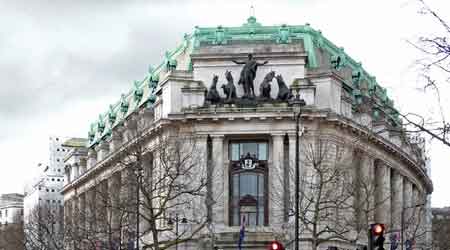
[0,0,449,207]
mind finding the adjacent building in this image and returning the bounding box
[23,136,86,250]
[0,193,24,250]
[0,193,24,226]
[432,207,450,250]
[62,16,433,250]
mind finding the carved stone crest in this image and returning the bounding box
[240,152,258,170]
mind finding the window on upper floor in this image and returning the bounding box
[229,140,268,227]
[229,141,268,161]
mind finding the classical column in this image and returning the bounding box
[391,170,403,232]
[121,168,135,234]
[139,154,152,234]
[65,166,71,184]
[79,193,86,236]
[97,181,108,235]
[110,129,123,152]
[402,178,413,236]
[87,148,97,169]
[287,133,296,223]
[271,133,285,228]
[211,135,225,228]
[96,142,109,162]
[361,155,375,223]
[72,196,79,237]
[375,161,391,227]
[86,188,96,234]
[108,172,121,238]
[70,164,78,181]
[352,150,364,235]
[65,199,73,234]
[80,159,87,176]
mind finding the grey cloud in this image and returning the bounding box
[0,1,194,123]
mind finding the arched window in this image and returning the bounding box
[229,140,268,226]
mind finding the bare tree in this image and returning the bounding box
[23,203,64,250]
[67,109,209,250]
[431,209,450,250]
[282,133,387,250]
[0,214,24,250]
[119,116,209,250]
[402,0,450,148]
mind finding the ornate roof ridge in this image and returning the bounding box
[86,16,401,147]
[86,33,194,147]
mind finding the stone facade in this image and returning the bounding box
[0,193,23,226]
[62,17,432,250]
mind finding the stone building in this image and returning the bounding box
[0,193,24,250]
[62,17,433,250]
[431,207,450,250]
[0,193,23,226]
[23,137,86,250]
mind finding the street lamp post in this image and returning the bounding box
[168,214,188,250]
[290,91,306,250]
[401,203,425,250]
[135,166,143,250]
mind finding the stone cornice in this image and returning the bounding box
[63,107,433,195]
[171,108,433,193]
[62,118,170,194]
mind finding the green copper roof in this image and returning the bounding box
[87,16,401,147]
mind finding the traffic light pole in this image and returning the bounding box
[295,110,301,250]
[290,93,305,250]
[401,203,425,250]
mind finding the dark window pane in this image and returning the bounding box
[231,143,240,161]
[233,209,239,225]
[233,175,239,196]
[240,173,257,196]
[242,143,257,157]
[258,173,264,194]
[257,143,268,160]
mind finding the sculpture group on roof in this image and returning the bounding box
[205,53,294,106]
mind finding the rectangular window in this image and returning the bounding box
[229,141,268,160]
[258,143,267,160]
[231,143,240,161]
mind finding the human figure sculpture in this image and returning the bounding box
[232,53,268,99]
[221,70,237,103]
[259,71,275,100]
[276,74,293,101]
[205,75,222,104]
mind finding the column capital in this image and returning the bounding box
[88,148,97,156]
[271,133,285,138]
[210,134,225,139]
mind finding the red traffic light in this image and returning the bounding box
[371,223,385,236]
[269,240,285,250]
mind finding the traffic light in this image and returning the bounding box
[369,223,386,250]
[268,240,285,250]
